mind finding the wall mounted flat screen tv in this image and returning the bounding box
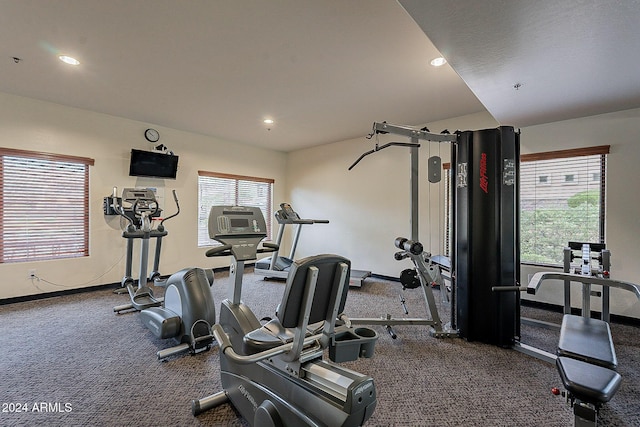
[129,149,179,179]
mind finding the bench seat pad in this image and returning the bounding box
[556,356,621,404]
[558,314,617,369]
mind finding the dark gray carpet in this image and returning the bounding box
[1,269,639,426]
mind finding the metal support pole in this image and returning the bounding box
[230,260,244,305]
[563,247,572,314]
[602,249,611,322]
[410,139,419,241]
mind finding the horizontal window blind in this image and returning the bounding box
[0,148,94,263]
[197,171,273,247]
[520,146,608,265]
[442,146,608,265]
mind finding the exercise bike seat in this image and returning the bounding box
[243,254,351,355]
[243,320,324,354]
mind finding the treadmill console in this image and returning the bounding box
[277,203,301,222]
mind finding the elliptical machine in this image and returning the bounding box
[111,187,179,312]
[192,205,378,426]
[109,188,216,359]
[140,267,217,360]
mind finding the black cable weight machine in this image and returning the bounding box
[350,122,520,346]
[452,126,520,347]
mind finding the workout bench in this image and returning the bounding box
[555,314,621,426]
[527,271,640,426]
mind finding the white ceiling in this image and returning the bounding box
[400,0,640,128]
[1,1,639,152]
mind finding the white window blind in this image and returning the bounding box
[197,171,273,247]
[0,148,94,263]
[520,146,608,265]
[442,146,608,265]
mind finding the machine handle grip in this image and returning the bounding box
[212,323,349,365]
[205,244,233,257]
[491,285,527,292]
[160,190,180,227]
[290,219,315,224]
[257,242,279,253]
[527,271,640,298]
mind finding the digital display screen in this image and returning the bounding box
[230,218,249,228]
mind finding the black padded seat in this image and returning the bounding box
[558,314,617,370]
[243,254,350,355]
[242,320,324,353]
[556,357,622,405]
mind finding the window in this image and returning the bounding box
[197,171,273,247]
[0,148,94,263]
[520,146,608,265]
[442,145,608,266]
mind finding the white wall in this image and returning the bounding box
[0,92,287,300]
[287,109,640,319]
[3,90,640,320]
[285,111,498,276]
[520,108,640,318]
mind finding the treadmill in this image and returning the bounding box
[254,203,328,279]
[254,203,372,286]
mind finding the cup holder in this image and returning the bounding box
[329,327,378,363]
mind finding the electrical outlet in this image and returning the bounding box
[29,269,36,279]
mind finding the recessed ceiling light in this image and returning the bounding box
[263,119,274,125]
[430,57,447,67]
[59,55,80,65]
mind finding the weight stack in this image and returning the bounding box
[452,126,520,346]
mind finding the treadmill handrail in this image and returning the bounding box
[527,271,640,300]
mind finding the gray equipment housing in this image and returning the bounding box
[192,205,378,426]
[139,267,216,360]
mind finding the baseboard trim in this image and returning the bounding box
[0,266,231,306]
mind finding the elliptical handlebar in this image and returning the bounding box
[111,187,179,233]
[160,189,180,227]
[111,186,136,231]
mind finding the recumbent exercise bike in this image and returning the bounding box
[192,205,378,426]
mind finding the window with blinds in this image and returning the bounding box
[0,148,94,263]
[520,146,608,265]
[197,171,273,247]
[441,145,608,266]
